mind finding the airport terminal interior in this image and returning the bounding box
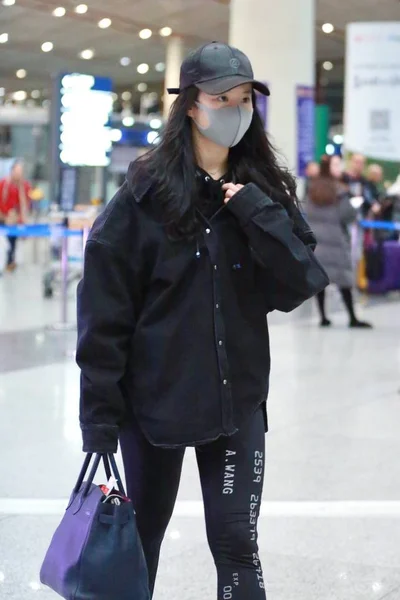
[1,0,400,599]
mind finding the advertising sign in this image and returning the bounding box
[344,22,400,161]
[296,85,315,177]
[58,73,113,167]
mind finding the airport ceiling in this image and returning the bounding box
[0,0,399,96]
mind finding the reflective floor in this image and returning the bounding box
[1,263,400,600]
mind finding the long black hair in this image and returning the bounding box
[133,86,297,238]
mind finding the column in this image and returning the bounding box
[230,0,315,176]
[163,36,184,119]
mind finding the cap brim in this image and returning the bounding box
[196,76,270,96]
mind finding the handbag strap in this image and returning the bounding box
[73,453,126,499]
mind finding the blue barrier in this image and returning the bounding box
[0,224,83,237]
[360,220,400,232]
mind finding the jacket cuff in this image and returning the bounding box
[81,424,119,453]
[226,183,274,226]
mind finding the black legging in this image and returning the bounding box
[7,236,17,266]
[120,407,266,599]
[317,287,356,323]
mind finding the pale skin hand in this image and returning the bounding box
[222,182,244,204]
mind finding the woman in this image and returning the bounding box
[0,160,30,272]
[307,154,372,328]
[76,42,329,599]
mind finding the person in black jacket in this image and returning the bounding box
[76,42,329,599]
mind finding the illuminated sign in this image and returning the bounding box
[58,73,113,167]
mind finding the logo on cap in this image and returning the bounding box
[230,58,240,70]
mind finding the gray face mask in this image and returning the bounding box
[193,102,253,148]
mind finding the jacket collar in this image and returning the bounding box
[126,162,154,203]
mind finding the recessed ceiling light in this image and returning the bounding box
[79,48,95,60]
[13,90,27,101]
[122,116,135,127]
[159,27,172,37]
[0,87,5,97]
[110,129,122,142]
[41,41,54,52]
[120,57,131,67]
[53,6,66,17]
[322,23,334,34]
[98,18,112,29]
[121,91,132,101]
[16,69,27,79]
[137,63,149,74]
[322,61,334,71]
[139,28,152,40]
[2,0,16,6]
[155,62,165,72]
[0,33,9,43]
[137,82,148,92]
[31,90,41,99]
[74,4,88,14]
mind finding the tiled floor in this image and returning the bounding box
[0,264,399,599]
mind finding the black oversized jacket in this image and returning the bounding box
[77,168,329,452]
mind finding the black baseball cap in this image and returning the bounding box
[167,41,270,97]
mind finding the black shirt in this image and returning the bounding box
[76,167,329,451]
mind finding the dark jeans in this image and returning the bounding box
[7,236,17,266]
[120,407,267,599]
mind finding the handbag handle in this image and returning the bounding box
[73,454,126,499]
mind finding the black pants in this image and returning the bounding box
[120,407,266,599]
[7,236,17,266]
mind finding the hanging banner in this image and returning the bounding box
[344,22,400,161]
[255,82,269,129]
[296,85,315,177]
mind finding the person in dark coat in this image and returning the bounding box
[307,154,372,328]
[76,42,329,599]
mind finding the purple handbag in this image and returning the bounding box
[40,454,150,600]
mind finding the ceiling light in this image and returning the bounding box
[74,4,88,14]
[98,18,112,29]
[110,129,122,142]
[16,69,27,79]
[0,88,5,97]
[137,82,148,92]
[322,23,334,34]
[325,143,335,156]
[0,33,9,43]
[79,48,94,60]
[333,134,344,145]
[13,90,27,101]
[41,41,54,52]
[137,63,149,74]
[53,6,66,17]
[2,0,15,6]
[150,118,162,130]
[322,61,334,71]
[139,28,152,40]
[120,57,131,67]
[121,91,132,101]
[31,90,41,99]
[147,131,159,145]
[122,116,135,127]
[155,62,165,72]
[42,99,50,108]
[159,27,172,37]
[111,92,118,102]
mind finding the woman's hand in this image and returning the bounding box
[222,182,244,204]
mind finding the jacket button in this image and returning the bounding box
[214,265,218,270]
[205,228,211,234]
[218,340,223,346]
[223,379,228,385]
[215,303,219,309]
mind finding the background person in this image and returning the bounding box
[307,154,372,329]
[76,42,329,600]
[0,161,31,272]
